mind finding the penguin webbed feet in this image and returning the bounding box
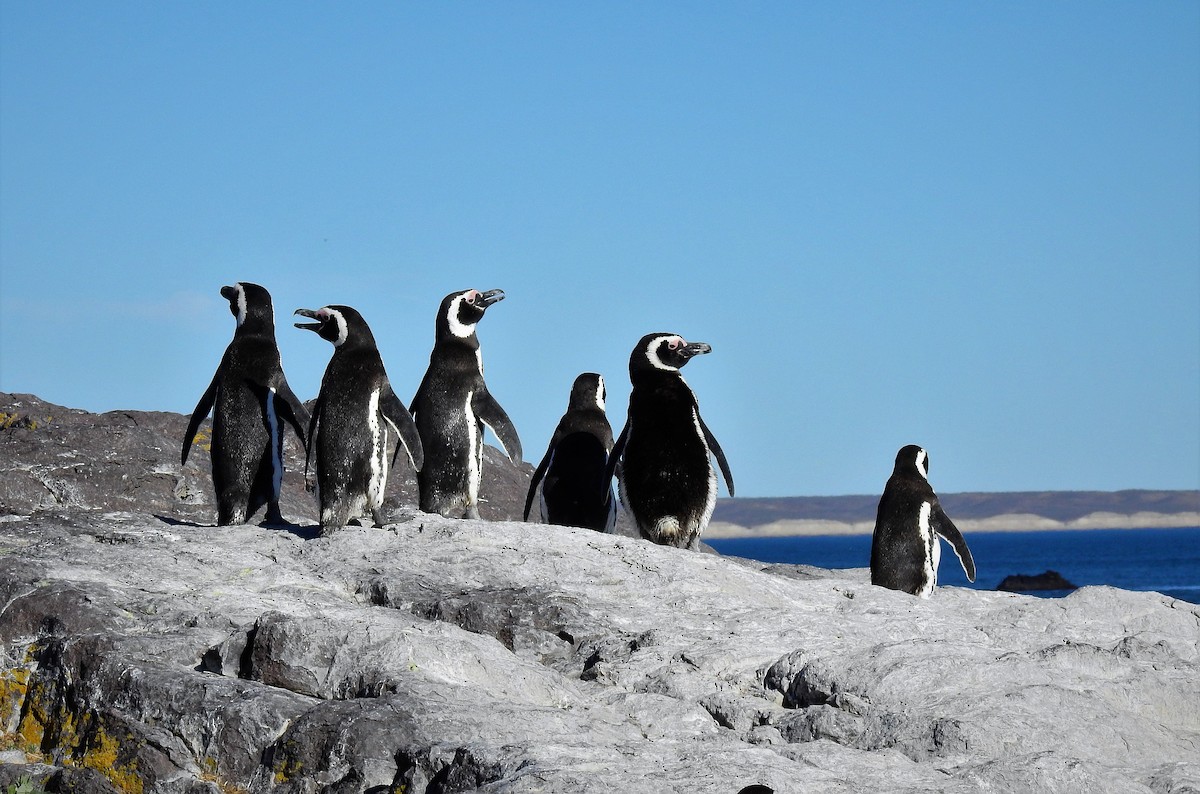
[260,504,291,529]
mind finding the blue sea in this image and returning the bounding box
[708,526,1200,604]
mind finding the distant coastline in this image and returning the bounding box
[707,488,1200,538]
[706,510,1200,538]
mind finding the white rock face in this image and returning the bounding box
[0,510,1197,793]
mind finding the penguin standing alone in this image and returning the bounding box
[870,444,976,597]
[524,372,616,532]
[411,288,522,519]
[606,333,734,549]
[294,304,423,534]
[182,282,309,526]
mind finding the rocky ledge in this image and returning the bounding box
[1,393,1199,792]
[0,510,1198,793]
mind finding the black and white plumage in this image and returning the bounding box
[870,445,976,597]
[294,305,422,535]
[410,288,521,519]
[605,333,734,549]
[182,282,309,526]
[524,372,616,532]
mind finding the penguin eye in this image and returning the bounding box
[464,291,477,305]
[667,339,679,350]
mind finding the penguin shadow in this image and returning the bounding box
[153,514,322,541]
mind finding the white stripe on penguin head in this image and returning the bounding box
[915,448,928,480]
[233,283,248,327]
[646,335,684,371]
[595,374,606,411]
[321,307,349,347]
[447,290,480,339]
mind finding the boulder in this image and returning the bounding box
[997,570,1079,592]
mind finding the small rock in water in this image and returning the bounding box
[997,569,1079,592]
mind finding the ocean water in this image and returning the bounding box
[708,526,1200,604]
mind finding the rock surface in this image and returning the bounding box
[2,394,1200,792]
[0,512,1198,793]
[0,392,531,525]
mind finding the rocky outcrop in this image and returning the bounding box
[0,511,1198,793]
[0,392,531,524]
[2,394,1199,792]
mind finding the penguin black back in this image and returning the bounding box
[182,282,309,526]
[524,372,616,531]
[295,304,422,534]
[871,445,976,597]
[411,288,521,519]
[606,333,734,549]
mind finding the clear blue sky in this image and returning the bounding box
[2,2,1197,498]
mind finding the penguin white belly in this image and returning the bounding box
[918,501,937,598]
[366,389,388,511]
[465,389,480,505]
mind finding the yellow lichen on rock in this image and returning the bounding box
[83,727,144,794]
[191,427,213,452]
[11,673,143,794]
[0,667,31,727]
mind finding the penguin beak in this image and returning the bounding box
[679,342,712,360]
[220,285,237,301]
[479,289,505,308]
[293,308,323,332]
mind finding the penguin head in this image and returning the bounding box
[437,288,505,341]
[630,333,712,374]
[568,372,606,412]
[221,282,274,332]
[895,444,929,480]
[294,305,375,349]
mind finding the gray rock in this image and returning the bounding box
[2,396,1198,792]
[0,511,1196,793]
[0,393,536,524]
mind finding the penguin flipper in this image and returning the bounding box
[379,384,424,471]
[409,369,433,419]
[932,505,976,582]
[182,374,218,465]
[473,389,522,465]
[274,378,310,447]
[304,394,324,484]
[697,413,735,498]
[523,445,555,522]
[604,422,629,497]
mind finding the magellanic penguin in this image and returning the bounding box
[294,305,423,535]
[523,372,616,532]
[182,282,310,526]
[410,288,522,519]
[605,333,734,549]
[870,445,976,597]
